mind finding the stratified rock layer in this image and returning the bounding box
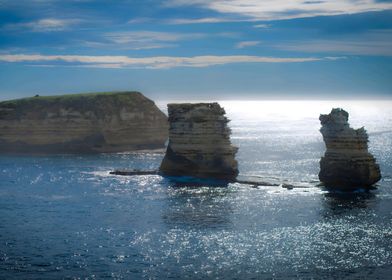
[159,103,238,180]
[319,108,381,189]
[0,91,168,154]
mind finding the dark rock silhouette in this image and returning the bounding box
[110,170,158,176]
[159,102,238,181]
[0,91,168,154]
[319,108,381,189]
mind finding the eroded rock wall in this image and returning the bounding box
[159,103,238,180]
[0,92,168,154]
[319,108,381,188]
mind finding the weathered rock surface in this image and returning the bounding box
[0,91,168,154]
[319,108,381,189]
[159,103,238,180]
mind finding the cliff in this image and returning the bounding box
[0,91,168,154]
[159,102,238,180]
[319,108,381,189]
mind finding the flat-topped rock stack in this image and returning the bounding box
[0,91,168,154]
[319,108,381,189]
[159,103,238,181]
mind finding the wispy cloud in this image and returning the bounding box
[83,31,236,50]
[104,31,203,44]
[166,0,392,21]
[235,41,260,48]
[2,18,81,32]
[127,17,153,24]
[125,16,262,25]
[253,24,270,29]
[166,17,258,24]
[0,54,340,69]
[81,40,175,50]
[166,17,231,24]
[94,31,183,50]
[275,29,392,56]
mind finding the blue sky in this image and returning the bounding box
[0,0,392,100]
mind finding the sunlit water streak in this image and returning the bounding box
[0,100,391,279]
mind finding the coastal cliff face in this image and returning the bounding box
[0,92,168,154]
[319,108,381,189]
[159,103,238,180]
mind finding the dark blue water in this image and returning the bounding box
[1,101,392,279]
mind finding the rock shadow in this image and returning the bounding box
[321,187,378,217]
[161,176,233,229]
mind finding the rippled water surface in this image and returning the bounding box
[1,100,392,279]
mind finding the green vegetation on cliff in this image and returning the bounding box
[0,91,156,120]
[1,91,149,107]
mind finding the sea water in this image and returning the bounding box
[0,100,391,279]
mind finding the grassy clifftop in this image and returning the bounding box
[0,91,158,120]
[0,91,149,107]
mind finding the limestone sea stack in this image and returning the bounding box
[0,91,168,154]
[159,103,238,181]
[319,108,381,189]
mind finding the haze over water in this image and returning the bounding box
[1,100,392,279]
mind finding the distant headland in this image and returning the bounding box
[0,91,168,154]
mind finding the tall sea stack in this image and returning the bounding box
[159,103,238,181]
[319,108,381,189]
[0,91,168,154]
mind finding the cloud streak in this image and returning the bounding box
[165,17,259,24]
[0,54,339,69]
[253,24,271,29]
[2,18,81,32]
[166,17,234,24]
[275,29,392,56]
[166,0,392,21]
[235,41,260,48]
[92,31,192,50]
[83,31,237,50]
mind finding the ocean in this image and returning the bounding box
[1,100,391,279]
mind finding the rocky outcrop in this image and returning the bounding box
[319,108,381,189]
[159,103,238,180]
[0,91,168,154]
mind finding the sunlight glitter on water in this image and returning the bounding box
[1,100,392,279]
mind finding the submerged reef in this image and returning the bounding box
[319,108,381,189]
[159,102,238,181]
[0,91,168,154]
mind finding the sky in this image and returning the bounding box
[0,0,392,100]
